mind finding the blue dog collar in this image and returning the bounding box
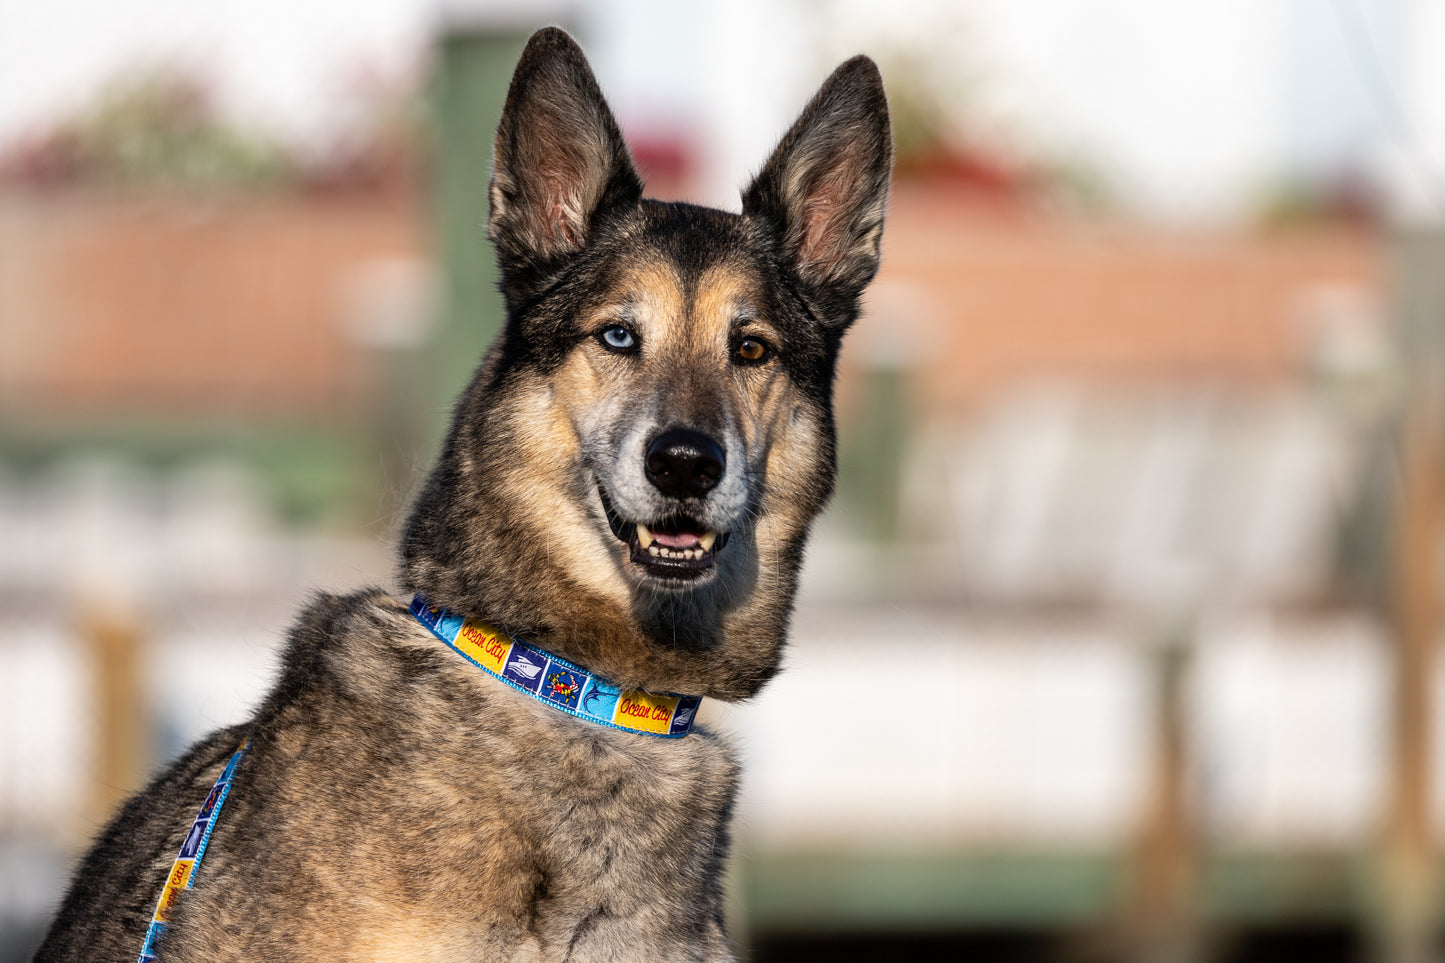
[410,594,701,738]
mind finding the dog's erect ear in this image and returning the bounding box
[742,56,892,326]
[488,28,642,278]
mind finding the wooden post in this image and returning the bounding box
[81,608,146,826]
[1127,630,1201,963]
[1381,399,1443,963]
[1377,228,1445,963]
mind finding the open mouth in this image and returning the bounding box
[598,485,730,581]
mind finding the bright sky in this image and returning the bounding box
[1,0,1441,222]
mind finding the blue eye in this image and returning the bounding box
[598,325,637,352]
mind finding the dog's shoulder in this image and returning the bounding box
[32,725,251,963]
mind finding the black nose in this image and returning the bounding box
[645,427,725,499]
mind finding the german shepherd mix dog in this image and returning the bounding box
[36,27,889,963]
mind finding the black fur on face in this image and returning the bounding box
[399,27,890,701]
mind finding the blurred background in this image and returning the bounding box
[1,0,1444,960]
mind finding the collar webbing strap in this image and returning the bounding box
[409,594,701,738]
[138,737,250,962]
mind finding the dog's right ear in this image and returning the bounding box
[488,28,643,288]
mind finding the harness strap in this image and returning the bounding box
[137,737,250,962]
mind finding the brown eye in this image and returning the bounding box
[735,337,771,364]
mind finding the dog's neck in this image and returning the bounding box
[412,569,796,703]
[399,473,806,701]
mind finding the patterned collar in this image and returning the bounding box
[409,594,701,738]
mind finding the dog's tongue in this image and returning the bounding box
[654,529,703,549]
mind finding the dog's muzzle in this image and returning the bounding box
[598,483,731,582]
[596,425,739,583]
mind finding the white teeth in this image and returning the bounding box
[646,545,705,560]
[638,531,720,562]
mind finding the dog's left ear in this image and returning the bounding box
[743,56,892,327]
[488,28,643,287]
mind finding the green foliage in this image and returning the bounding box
[81,73,289,189]
[14,69,293,191]
[1,65,427,194]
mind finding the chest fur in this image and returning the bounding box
[166,698,739,962]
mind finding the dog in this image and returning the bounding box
[34,26,890,962]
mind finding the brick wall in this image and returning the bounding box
[851,183,1381,413]
[0,193,425,421]
[0,185,1380,423]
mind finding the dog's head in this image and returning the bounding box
[400,27,890,700]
